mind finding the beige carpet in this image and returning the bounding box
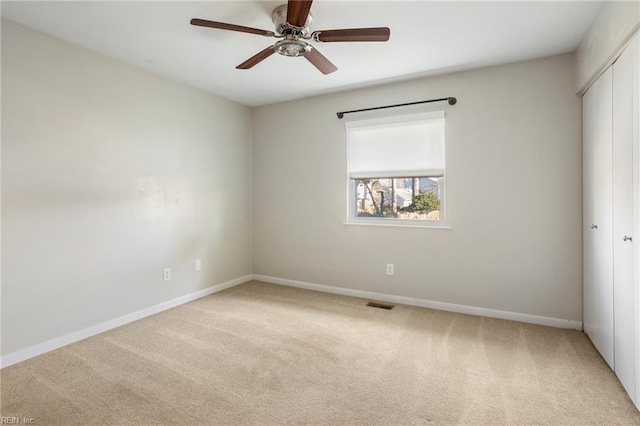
[2,281,639,425]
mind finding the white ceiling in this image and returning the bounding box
[1,1,603,107]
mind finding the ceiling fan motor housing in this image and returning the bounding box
[272,4,313,36]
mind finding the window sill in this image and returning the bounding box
[343,221,452,229]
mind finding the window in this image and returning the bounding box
[346,111,446,226]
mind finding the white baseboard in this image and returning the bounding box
[1,274,253,369]
[253,274,583,330]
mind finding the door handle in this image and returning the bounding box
[623,236,632,242]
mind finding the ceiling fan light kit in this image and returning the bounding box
[190,0,390,75]
[274,38,311,57]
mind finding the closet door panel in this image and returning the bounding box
[583,67,614,369]
[634,33,640,410]
[613,35,636,401]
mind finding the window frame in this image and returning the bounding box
[345,111,448,228]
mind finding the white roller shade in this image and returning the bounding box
[347,111,445,179]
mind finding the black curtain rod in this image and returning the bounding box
[336,97,457,119]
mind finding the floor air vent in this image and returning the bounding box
[366,301,395,310]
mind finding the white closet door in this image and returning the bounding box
[613,35,636,402]
[634,33,640,410]
[583,67,614,369]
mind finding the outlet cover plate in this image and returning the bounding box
[386,264,394,276]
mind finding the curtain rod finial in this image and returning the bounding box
[337,112,344,119]
[448,97,457,105]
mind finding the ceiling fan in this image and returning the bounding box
[190,0,390,75]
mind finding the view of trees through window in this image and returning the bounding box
[354,177,441,220]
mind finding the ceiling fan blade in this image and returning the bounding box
[236,46,276,69]
[287,0,313,27]
[191,19,274,37]
[304,47,337,75]
[314,27,390,42]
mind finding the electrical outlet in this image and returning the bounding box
[195,259,201,271]
[386,264,394,276]
[163,268,171,281]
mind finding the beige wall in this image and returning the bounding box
[576,1,640,94]
[1,20,253,355]
[252,54,583,322]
